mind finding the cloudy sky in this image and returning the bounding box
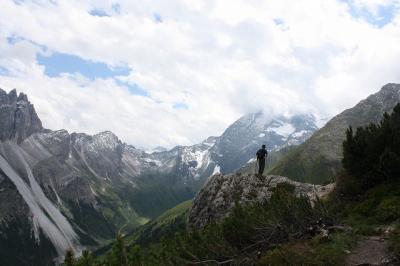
[1,0,400,149]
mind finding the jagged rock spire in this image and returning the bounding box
[0,88,43,143]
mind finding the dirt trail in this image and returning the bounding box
[345,236,389,266]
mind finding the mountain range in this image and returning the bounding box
[0,88,317,265]
[3,83,399,265]
[115,83,400,266]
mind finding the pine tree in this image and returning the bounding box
[108,233,128,266]
[341,103,400,194]
[127,245,142,266]
[77,250,93,266]
[64,249,75,266]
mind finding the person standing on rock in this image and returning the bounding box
[256,145,268,177]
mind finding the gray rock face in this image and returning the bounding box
[151,136,219,184]
[0,90,180,262]
[0,90,227,263]
[211,113,318,174]
[0,88,43,143]
[187,173,334,229]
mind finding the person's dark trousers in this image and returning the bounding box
[258,159,265,176]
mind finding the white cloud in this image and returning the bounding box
[353,0,399,15]
[0,0,400,148]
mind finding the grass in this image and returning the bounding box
[334,181,400,235]
[258,232,358,266]
[151,200,192,227]
[257,179,400,265]
[268,133,342,185]
[124,200,192,247]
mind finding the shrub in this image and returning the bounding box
[340,104,400,195]
[375,196,400,222]
[93,186,331,265]
[258,232,357,266]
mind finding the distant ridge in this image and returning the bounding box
[270,83,400,184]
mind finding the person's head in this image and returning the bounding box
[262,144,266,149]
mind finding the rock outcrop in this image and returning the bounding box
[0,88,43,143]
[187,173,334,229]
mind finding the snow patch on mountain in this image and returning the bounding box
[89,131,120,151]
[291,130,309,138]
[236,112,272,130]
[267,123,295,138]
[143,157,162,166]
[202,137,218,147]
[247,158,256,163]
[212,165,221,175]
[147,146,168,153]
[182,148,209,168]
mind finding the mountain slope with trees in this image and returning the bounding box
[270,83,400,184]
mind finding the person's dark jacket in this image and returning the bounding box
[256,148,268,160]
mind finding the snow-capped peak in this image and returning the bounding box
[91,131,120,150]
[237,111,272,129]
[266,122,295,138]
[201,136,219,147]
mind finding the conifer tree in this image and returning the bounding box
[108,233,128,266]
[341,103,400,193]
[77,250,93,266]
[64,249,75,266]
[128,245,142,266]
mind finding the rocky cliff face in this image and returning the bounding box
[270,83,400,184]
[187,173,334,229]
[0,89,197,264]
[0,89,43,143]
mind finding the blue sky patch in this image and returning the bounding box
[7,35,24,44]
[89,9,110,17]
[116,80,149,97]
[273,18,284,25]
[153,13,163,23]
[12,0,24,5]
[343,0,397,27]
[37,52,130,80]
[273,18,289,31]
[173,102,188,110]
[0,66,10,76]
[112,4,121,14]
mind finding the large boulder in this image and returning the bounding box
[187,173,334,229]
